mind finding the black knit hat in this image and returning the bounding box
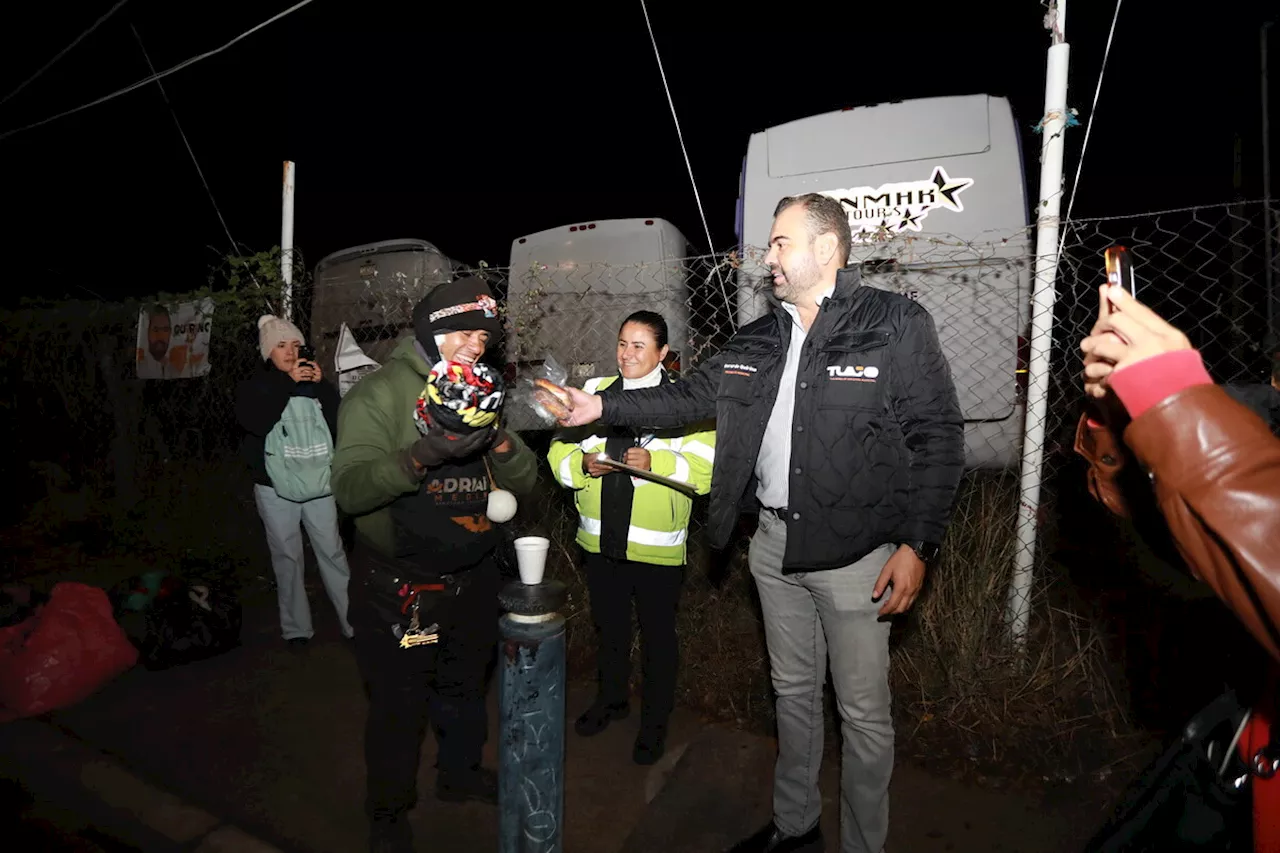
[412,277,502,350]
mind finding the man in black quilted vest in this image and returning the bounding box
[558,194,965,853]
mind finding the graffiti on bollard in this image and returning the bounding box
[499,578,567,853]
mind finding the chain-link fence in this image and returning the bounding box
[490,200,1275,556]
[0,251,305,569]
[2,200,1275,777]
[483,201,1273,769]
[1061,202,1276,380]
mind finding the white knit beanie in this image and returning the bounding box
[258,314,305,360]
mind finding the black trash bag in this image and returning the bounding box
[1084,688,1255,853]
[135,577,243,671]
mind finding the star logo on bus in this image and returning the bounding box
[930,167,973,212]
[897,210,924,231]
[825,166,977,240]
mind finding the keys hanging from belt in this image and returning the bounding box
[400,598,440,648]
[398,582,442,649]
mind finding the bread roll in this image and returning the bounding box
[532,378,572,420]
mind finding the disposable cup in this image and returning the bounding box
[513,536,550,585]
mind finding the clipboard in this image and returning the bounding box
[594,453,699,496]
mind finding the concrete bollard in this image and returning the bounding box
[498,577,568,853]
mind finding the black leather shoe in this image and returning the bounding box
[633,722,667,765]
[573,699,630,736]
[436,765,498,805]
[726,821,822,853]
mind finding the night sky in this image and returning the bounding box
[0,0,1274,306]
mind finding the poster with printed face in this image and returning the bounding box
[135,298,214,379]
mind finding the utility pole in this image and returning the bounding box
[281,161,296,322]
[1009,0,1071,652]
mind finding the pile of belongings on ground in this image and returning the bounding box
[0,562,242,721]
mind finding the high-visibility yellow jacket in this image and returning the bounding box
[547,374,715,566]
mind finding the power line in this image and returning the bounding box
[130,23,237,253]
[638,0,737,332]
[0,0,133,109]
[1059,0,1123,246]
[0,0,318,142]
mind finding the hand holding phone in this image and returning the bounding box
[1082,246,1134,406]
[294,345,322,382]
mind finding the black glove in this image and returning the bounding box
[410,422,494,470]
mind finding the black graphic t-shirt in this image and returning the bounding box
[388,453,497,572]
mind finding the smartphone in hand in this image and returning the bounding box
[298,345,315,365]
[1104,245,1135,298]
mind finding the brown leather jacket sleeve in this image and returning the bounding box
[1114,384,1280,661]
[1073,412,1131,519]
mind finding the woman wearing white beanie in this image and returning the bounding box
[234,314,353,646]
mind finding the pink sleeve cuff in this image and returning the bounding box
[1108,349,1213,419]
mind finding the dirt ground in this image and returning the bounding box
[0,562,1118,852]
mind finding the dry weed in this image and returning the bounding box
[888,473,1140,785]
[542,471,1140,787]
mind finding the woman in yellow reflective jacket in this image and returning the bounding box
[547,311,715,765]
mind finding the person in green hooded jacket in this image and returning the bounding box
[332,277,537,853]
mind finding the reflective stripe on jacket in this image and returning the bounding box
[547,374,715,566]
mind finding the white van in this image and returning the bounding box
[735,94,1031,469]
[503,218,693,431]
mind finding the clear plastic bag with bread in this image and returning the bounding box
[523,354,571,426]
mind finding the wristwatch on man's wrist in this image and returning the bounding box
[902,540,940,563]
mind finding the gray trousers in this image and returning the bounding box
[253,484,354,641]
[748,510,894,853]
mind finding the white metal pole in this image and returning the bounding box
[1008,0,1071,652]
[281,160,296,321]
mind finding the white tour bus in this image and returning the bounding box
[504,218,693,431]
[735,93,1031,469]
[310,238,456,396]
